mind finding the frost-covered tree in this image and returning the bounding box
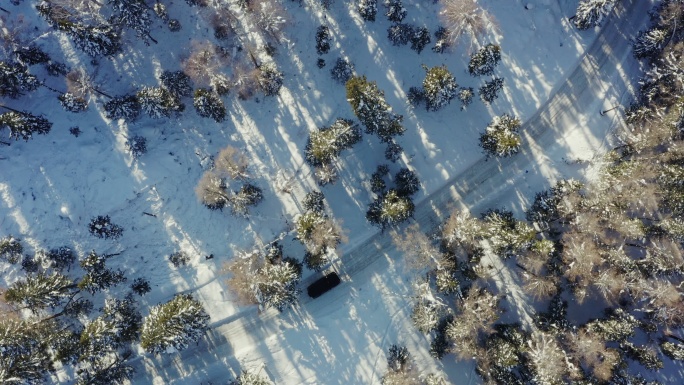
[304,118,362,166]
[573,0,617,30]
[0,61,40,98]
[230,370,273,385]
[0,318,55,384]
[230,183,264,216]
[358,0,377,21]
[410,26,430,54]
[438,0,491,48]
[104,94,141,121]
[79,317,121,362]
[366,189,415,228]
[125,135,146,159]
[481,208,535,258]
[346,75,404,142]
[382,345,419,385]
[633,28,668,60]
[196,172,230,210]
[0,110,53,141]
[395,168,420,197]
[13,46,51,66]
[88,215,123,239]
[422,65,458,111]
[78,251,126,294]
[445,287,501,359]
[661,340,684,361]
[387,23,414,46]
[258,63,284,96]
[479,77,504,103]
[140,294,209,354]
[303,190,325,212]
[479,113,522,157]
[468,44,501,76]
[193,88,226,122]
[109,0,155,45]
[5,272,76,310]
[0,236,23,263]
[57,22,122,57]
[385,0,407,22]
[137,86,184,119]
[316,25,331,55]
[169,251,190,267]
[330,57,354,84]
[215,145,250,180]
[160,70,193,97]
[58,92,88,113]
[457,87,474,109]
[295,210,345,270]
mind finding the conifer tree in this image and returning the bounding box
[0,110,53,141]
[422,65,458,111]
[385,0,407,22]
[0,235,23,263]
[305,118,362,166]
[230,370,273,385]
[479,113,522,157]
[104,94,141,121]
[366,189,415,228]
[5,272,76,310]
[0,318,55,384]
[58,92,88,113]
[573,0,617,30]
[78,251,126,294]
[468,44,501,76]
[140,294,209,354]
[57,22,122,57]
[109,0,156,45]
[137,86,184,119]
[258,63,284,96]
[358,0,378,21]
[193,88,226,122]
[0,61,41,98]
[479,77,504,103]
[346,75,404,142]
[159,70,193,97]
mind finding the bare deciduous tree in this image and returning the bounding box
[215,146,250,180]
[182,41,231,90]
[392,223,449,273]
[438,0,493,49]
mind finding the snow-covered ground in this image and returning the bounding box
[0,0,660,383]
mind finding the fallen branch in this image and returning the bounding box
[143,211,157,218]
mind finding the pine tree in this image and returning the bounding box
[0,235,23,263]
[58,92,88,113]
[346,75,404,142]
[457,86,474,109]
[387,23,414,46]
[395,168,420,196]
[422,65,458,111]
[0,110,53,141]
[13,46,51,66]
[316,26,331,55]
[366,189,415,228]
[34,246,75,271]
[230,370,273,385]
[330,57,355,84]
[0,61,41,98]
[79,317,121,362]
[481,208,534,258]
[385,0,407,22]
[140,294,209,354]
[131,277,152,296]
[305,118,362,166]
[371,165,390,194]
[75,352,134,385]
[137,86,184,119]
[78,251,126,294]
[104,94,141,121]
[101,296,142,343]
[255,259,302,311]
[358,0,378,21]
[633,28,667,60]
[160,70,193,97]
[468,44,501,76]
[109,0,155,45]
[193,88,226,122]
[432,26,451,54]
[410,26,430,54]
[125,135,147,159]
[88,215,123,239]
[385,141,402,162]
[0,318,55,384]
[229,183,264,216]
[573,0,617,30]
[5,272,76,310]
[479,77,504,103]
[57,22,122,57]
[479,113,522,157]
[303,190,325,213]
[257,63,284,97]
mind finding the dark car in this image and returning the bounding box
[307,272,341,298]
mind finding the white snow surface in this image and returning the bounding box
[0,0,663,383]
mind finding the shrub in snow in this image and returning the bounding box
[78,251,127,294]
[13,46,50,66]
[370,165,389,194]
[395,168,420,197]
[137,86,184,119]
[385,141,402,162]
[230,370,273,385]
[317,58,326,68]
[573,0,617,30]
[185,0,208,6]
[305,118,362,167]
[160,70,193,97]
[457,87,474,109]
[385,0,407,22]
[125,135,147,159]
[479,77,504,103]
[0,236,23,264]
[432,27,451,54]
[386,345,411,373]
[410,26,431,54]
[168,19,182,31]
[633,28,667,60]
[58,92,88,113]
[140,294,209,354]
[88,215,124,239]
[622,342,663,370]
[316,26,331,55]
[358,0,378,21]
[423,65,458,111]
[387,23,414,46]
[330,57,355,84]
[303,191,326,213]
[0,61,40,99]
[193,88,226,122]
[661,341,684,361]
[109,0,155,45]
[479,114,522,158]
[468,44,501,76]
[104,94,141,121]
[0,110,52,141]
[430,315,453,359]
[257,63,284,96]
[169,251,190,267]
[35,246,75,271]
[366,189,415,228]
[21,256,40,273]
[131,277,151,296]
[346,75,405,142]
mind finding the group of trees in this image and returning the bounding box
[366,166,420,228]
[381,344,449,385]
[304,118,362,185]
[294,191,347,270]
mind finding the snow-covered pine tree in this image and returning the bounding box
[422,65,458,111]
[316,25,331,55]
[125,135,147,159]
[479,113,522,157]
[5,272,76,310]
[303,190,325,212]
[366,189,415,228]
[445,288,501,358]
[330,57,354,84]
[88,215,123,239]
[230,370,273,385]
[229,183,264,216]
[160,70,194,97]
[0,61,41,98]
[78,251,127,294]
[432,26,450,53]
[196,171,229,210]
[109,0,155,45]
[101,296,142,343]
[79,317,121,362]
[58,92,88,113]
[385,0,407,22]
[385,141,402,162]
[0,318,55,384]
[358,0,378,21]
[137,86,184,118]
[478,77,504,103]
[346,75,405,142]
[573,0,617,30]
[57,22,122,57]
[468,44,501,76]
[0,110,53,141]
[104,94,141,121]
[395,168,420,197]
[258,63,284,97]
[387,23,414,46]
[410,26,430,54]
[407,86,426,107]
[0,235,23,263]
[370,165,389,194]
[255,258,302,311]
[140,294,209,354]
[457,86,474,109]
[75,352,134,385]
[304,118,362,166]
[633,28,668,60]
[193,88,226,122]
[13,45,51,66]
